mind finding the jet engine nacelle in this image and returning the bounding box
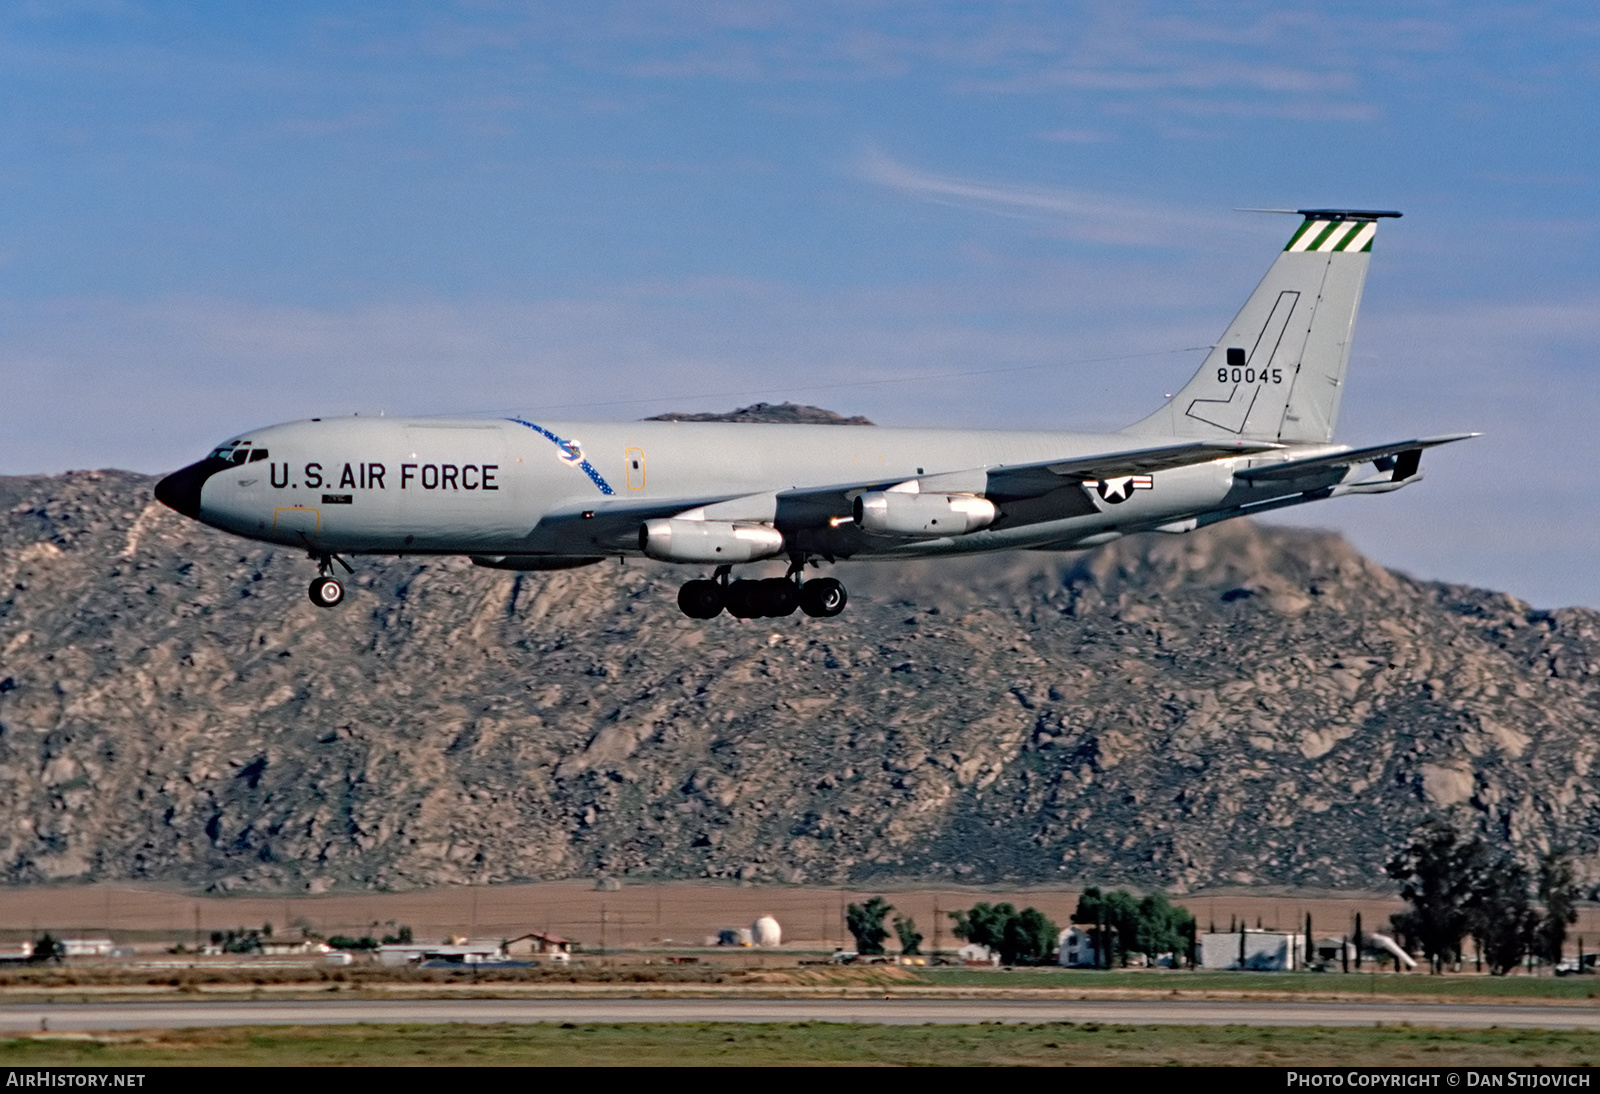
[854,492,998,537]
[639,519,786,563]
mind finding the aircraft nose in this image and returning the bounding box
[154,458,224,519]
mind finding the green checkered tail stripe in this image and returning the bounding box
[1284,217,1378,253]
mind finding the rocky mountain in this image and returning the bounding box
[2,465,1599,895]
[644,402,875,425]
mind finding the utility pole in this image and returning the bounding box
[600,903,607,956]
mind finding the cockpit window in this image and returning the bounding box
[249,449,269,462]
[208,442,254,464]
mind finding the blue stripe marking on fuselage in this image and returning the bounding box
[505,417,617,496]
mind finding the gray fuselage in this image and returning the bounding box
[158,414,1337,567]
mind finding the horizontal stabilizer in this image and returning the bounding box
[1234,433,1478,482]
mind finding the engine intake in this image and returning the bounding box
[639,519,785,563]
[854,492,997,537]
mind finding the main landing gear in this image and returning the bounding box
[307,552,353,609]
[677,564,847,620]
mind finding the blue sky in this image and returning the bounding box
[4,2,1599,607]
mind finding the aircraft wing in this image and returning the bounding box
[527,494,747,553]
[1233,433,1478,483]
[771,438,1282,525]
[533,438,1294,550]
[982,439,1282,500]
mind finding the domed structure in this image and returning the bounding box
[753,915,782,947]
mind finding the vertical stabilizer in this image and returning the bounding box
[1125,210,1398,444]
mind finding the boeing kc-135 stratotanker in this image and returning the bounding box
[155,210,1473,619]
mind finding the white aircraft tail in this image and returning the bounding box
[1126,209,1399,445]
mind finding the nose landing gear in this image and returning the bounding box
[675,565,847,619]
[308,575,345,608]
[307,552,353,609]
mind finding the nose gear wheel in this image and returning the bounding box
[308,576,345,608]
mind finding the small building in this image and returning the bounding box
[1057,926,1097,967]
[60,938,115,958]
[957,942,999,966]
[1313,936,1356,966]
[1198,930,1304,971]
[377,939,507,967]
[505,932,572,958]
[753,916,782,947]
[259,939,332,956]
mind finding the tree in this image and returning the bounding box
[846,896,893,955]
[1072,887,1191,967]
[1468,855,1538,976]
[1389,818,1551,977]
[949,902,1014,955]
[949,902,1059,965]
[893,914,922,956]
[1535,852,1580,966]
[27,934,60,963]
[1132,893,1195,966]
[1002,908,1059,966]
[1386,819,1488,973]
[1071,887,1141,967]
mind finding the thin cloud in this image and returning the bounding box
[857,148,1236,247]
[1036,127,1113,144]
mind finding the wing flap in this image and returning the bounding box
[986,439,1282,500]
[1234,433,1478,482]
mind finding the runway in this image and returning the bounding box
[5,997,1600,1032]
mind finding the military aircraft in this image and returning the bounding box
[155,209,1472,619]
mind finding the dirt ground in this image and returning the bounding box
[6,1022,1600,1068]
[6,881,1596,953]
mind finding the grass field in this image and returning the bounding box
[2,1022,1597,1067]
[917,968,1600,1000]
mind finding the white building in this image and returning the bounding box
[1057,926,1097,967]
[60,938,115,958]
[377,939,508,967]
[753,916,782,947]
[1198,930,1304,971]
[260,939,332,956]
[957,942,999,966]
[505,932,572,957]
